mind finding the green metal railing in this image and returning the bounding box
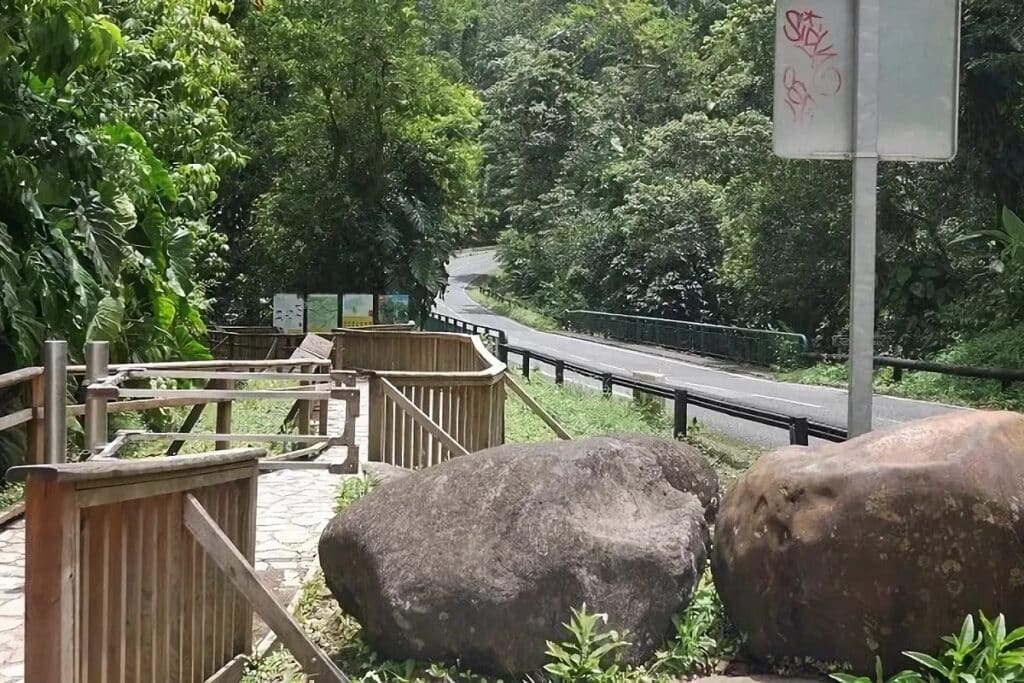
[423,312,508,360]
[561,310,809,366]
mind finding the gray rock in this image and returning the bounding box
[319,435,719,674]
[713,411,1024,672]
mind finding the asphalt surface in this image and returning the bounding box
[435,249,961,449]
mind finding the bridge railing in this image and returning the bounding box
[423,312,508,360]
[561,310,809,366]
[336,328,506,467]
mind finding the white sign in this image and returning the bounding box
[773,0,960,161]
[272,293,304,334]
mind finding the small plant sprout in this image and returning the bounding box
[544,605,631,683]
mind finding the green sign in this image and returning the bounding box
[306,294,338,333]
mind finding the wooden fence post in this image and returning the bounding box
[554,360,564,386]
[297,364,311,436]
[26,375,44,465]
[23,477,77,682]
[522,351,531,379]
[601,373,613,396]
[216,379,234,451]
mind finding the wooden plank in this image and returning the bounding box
[26,375,44,464]
[8,448,263,484]
[124,501,142,683]
[505,375,572,440]
[67,358,330,374]
[117,389,332,401]
[379,379,469,458]
[0,365,43,390]
[0,501,24,528]
[139,500,157,680]
[182,495,347,683]
[136,432,334,445]
[167,494,184,683]
[291,334,334,361]
[368,378,382,462]
[240,475,256,654]
[0,407,33,432]
[75,465,256,509]
[207,654,247,683]
[131,370,329,382]
[24,477,77,682]
[107,505,126,682]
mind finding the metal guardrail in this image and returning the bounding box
[562,310,809,366]
[425,312,508,360]
[501,343,847,446]
[807,353,1024,390]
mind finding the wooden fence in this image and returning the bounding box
[0,367,44,470]
[210,324,415,361]
[11,449,261,682]
[335,329,506,467]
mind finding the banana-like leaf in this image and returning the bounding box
[86,295,124,343]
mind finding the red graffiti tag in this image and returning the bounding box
[781,8,842,122]
[783,67,815,122]
[784,10,837,66]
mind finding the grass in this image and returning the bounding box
[116,379,300,458]
[779,323,1024,412]
[505,372,762,483]
[467,275,560,332]
[779,361,1024,411]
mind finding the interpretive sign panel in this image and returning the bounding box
[273,294,304,334]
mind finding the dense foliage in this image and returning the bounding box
[481,0,1024,357]
[212,0,482,321]
[0,0,242,369]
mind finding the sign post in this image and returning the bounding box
[773,0,960,436]
[848,0,881,436]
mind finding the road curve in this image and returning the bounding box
[435,249,960,449]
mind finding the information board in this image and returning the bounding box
[773,0,960,161]
[272,293,304,334]
[306,294,339,333]
[377,294,410,325]
[342,294,374,328]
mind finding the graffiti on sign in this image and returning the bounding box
[780,8,843,122]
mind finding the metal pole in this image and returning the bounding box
[84,341,109,454]
[43,340,67,463]
[847,0,881,437]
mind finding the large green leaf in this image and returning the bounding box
[165,228,194,297]
[99,123,178,201]
[86,295,124,343]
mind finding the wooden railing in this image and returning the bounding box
[336,329,505,467]
[0,367,44,469]
[11,449,261,682]
[210,324,415,361]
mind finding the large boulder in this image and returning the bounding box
[713,411,1024,671]
[319,435,719,674]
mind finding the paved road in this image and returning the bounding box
[435,249,961,449]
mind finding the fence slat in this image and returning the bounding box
[379,379,469,458]
[182,495,347,683]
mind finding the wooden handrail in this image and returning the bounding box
[7,447,262,483]
[0,366,43,390]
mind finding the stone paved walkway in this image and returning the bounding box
[0,382,368,682]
